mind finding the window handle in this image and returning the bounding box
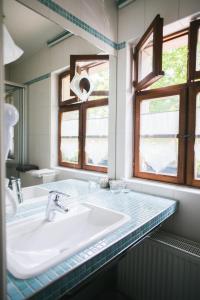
[177,134,195,139]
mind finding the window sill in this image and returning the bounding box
[53,166,107,182]
[124,177,200,201]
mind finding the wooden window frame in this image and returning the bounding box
[188,19,200,81]
[58,55,109,173]
[187,82,200,187]
[134,84,187,184]
[133,14,164,91]
[58,70,77,106]
[58,103,82,169]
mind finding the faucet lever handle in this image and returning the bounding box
[54,196,69,212]
[49,190,69,211]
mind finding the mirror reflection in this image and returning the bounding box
[4,0,109,188]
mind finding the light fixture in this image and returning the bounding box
[3,24,24,65]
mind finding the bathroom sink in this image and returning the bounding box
[22,186,49,201]
[7,202,130,279]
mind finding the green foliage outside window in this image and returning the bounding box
[149,41,188,113]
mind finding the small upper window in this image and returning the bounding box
[134,14,164,90]
[151,30,188,89]
[59,71,76,105]
[70,55,109,101]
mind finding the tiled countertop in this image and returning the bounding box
[7,180,177,300]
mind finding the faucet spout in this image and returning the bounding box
[46,190,69,222]
[8,177,23,204]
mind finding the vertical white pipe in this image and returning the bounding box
[0,0,7,298]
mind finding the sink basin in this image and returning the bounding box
[7,202,130,279]
[22,186,49,201]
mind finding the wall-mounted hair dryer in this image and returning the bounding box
[4,103,19,160]
[4,103,19,218]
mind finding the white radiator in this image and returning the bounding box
[117,231,200,300]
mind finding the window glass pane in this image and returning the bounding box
[85,106,108,167]
[151,34,188,88]
[195,92,200,179]
[139,95,180,176]
[196,28,200,71]
[61,74,74,102]
[60,110,79,163]
[138,33,153,81]
[88,62,109,91]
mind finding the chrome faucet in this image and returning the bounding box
[46,190,69,222]
[8,176,23,204]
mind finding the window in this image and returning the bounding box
[134,86,186,184]
[134,17,200,187]
[133,15,164,90]
[58,55,109,173]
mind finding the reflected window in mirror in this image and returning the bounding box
[58,55,109,173]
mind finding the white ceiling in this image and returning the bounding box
[3,0,65,64]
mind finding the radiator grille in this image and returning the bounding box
[151,231,200,258]
[117,231,200,300]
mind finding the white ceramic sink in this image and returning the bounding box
[7,202,130,279]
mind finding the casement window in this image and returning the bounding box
[133,14,164,90]
[58,55,109,173]
[133,15,200,187]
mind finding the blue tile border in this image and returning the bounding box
[47,30,73,47]
[117,0,135,9]
[7,180,177,300]
[37,0,126,50]
[24,73,50,86]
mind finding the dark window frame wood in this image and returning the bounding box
[133,14,164,90]
[187,82,200,187]
[58,55,109,173]
[134,84,187,184]
[188,19,200,81]
[58,70,77,106]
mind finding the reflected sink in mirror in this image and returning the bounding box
[7,201,130,279]
[22,186,49,201]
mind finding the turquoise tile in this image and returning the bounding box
[24,73,50,86]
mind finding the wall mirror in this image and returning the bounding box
[4,0,111,187]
